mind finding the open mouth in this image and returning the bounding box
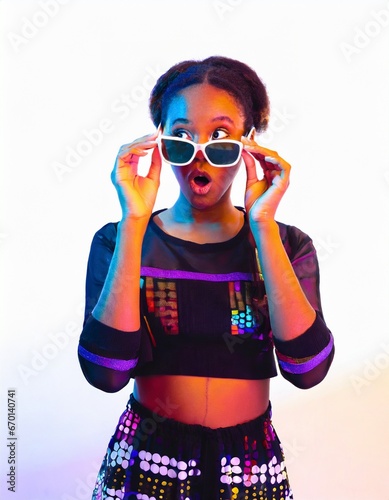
[193,175,210,187]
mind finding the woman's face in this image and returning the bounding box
[163,83,246,211]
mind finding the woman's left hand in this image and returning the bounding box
[241,136,291,226]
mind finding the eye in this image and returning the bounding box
[172,129,192,140]
[211,129,228,140]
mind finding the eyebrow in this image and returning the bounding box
[171,116,236,126]
[171,118,191,125]
[211,115,235,125]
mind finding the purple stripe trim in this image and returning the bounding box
[78,345,138,372]
[141,266,253,282]
[277,334,334,374]
[291,250,316,266]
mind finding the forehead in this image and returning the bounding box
[164,83,245,128]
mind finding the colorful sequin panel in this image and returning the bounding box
[229,281,267,338]
[145,277,178,335]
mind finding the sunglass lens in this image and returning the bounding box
[161,139,194,164]
[205,142,241,165]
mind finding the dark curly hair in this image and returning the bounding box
[149,56,270,134]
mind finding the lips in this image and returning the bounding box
[193,175,210,187]
[189,170,212,195]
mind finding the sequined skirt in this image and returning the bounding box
[92,394,293,500]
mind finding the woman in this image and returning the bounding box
[78,56,334,499]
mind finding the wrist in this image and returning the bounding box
[117,216,149,247]
[249,217,279,236]
[118,215,150,231]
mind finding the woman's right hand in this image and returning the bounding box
[111,129,162,221]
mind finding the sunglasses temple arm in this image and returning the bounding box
[246,126,256,139]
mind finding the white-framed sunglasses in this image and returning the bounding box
[157,135,244,168]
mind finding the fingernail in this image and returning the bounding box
[264,156,279,165]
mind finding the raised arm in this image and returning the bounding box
[78,131,162,392]
[242,140,334,388]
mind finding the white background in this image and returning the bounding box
[1,1,389,499]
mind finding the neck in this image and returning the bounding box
[171,194,240,226]
[156,195,244,244]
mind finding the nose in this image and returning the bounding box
[194,149,206,162]
[195,150,205,160]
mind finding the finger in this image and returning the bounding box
[242,138,284,178]
[265,156,291,185]
[241,149,259,182]
[118,128,160,155]
[119,153,140,169]
[247,150,283,170]
[121,148,148,159]
[263,156,282,172]
[242,136,289,169]
[147,145,162,183]
[265,165,290,192]
[113,151,141,186]
[119,141,157,157]
[242,149,281,187]
[241,136,272,156]
[272,174,284,188]
[241,136,278,157]
[133,128,160,143]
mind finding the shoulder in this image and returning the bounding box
[91,222,119,251]
[276,221,314,260]
[94,221,119,238]
[91,209,166,249]
[240,207,311,247]
[240,208,313,258]
[277,221,311,244]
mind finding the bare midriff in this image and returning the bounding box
[133,375,270,429]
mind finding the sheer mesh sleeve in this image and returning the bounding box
[273,224,335,389]
[78,223,143,392]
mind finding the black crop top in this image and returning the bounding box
[78,209,334,392]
